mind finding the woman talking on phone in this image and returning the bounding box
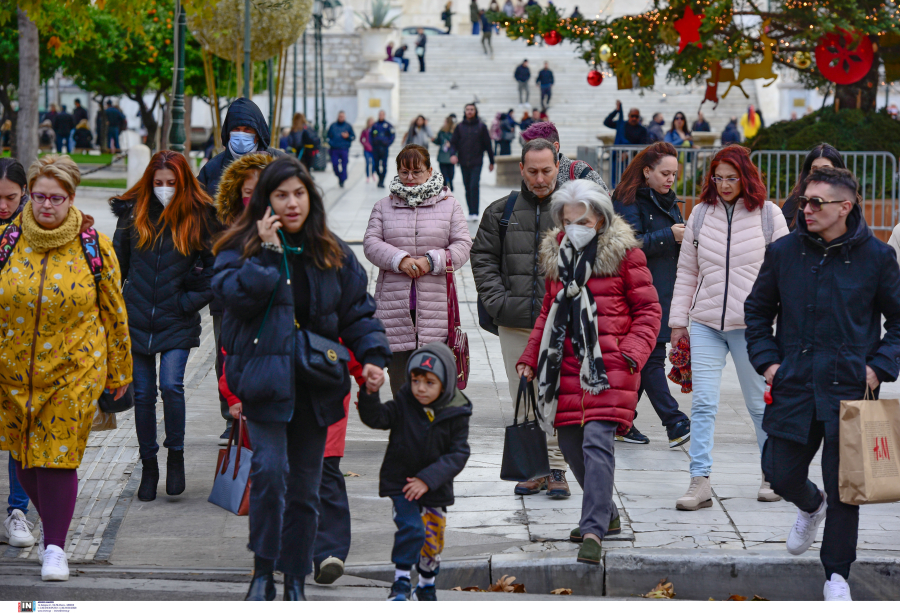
[213,156,391,600]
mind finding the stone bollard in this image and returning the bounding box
[127,144,151,189]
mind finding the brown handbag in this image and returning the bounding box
[445,250,469,389]
[209,416,252,516]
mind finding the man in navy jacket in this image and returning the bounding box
[326,111,355,188]
[745,167,900,601]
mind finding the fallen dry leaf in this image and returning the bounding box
[550,588,573,595]
[343,472,360,477]
[451,586,486,592]
[489,575,526,593]
[727,595,748,601]
[752,596,770,601]
[642,577,675,599]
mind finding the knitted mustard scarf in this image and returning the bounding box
[21,201,84,253]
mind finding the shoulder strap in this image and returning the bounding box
[79,227,105,296]
[498,190,519,246]
[691,203,711,247]
[568,160,595,182]
[761,201,774,246]
[0,224,22,272]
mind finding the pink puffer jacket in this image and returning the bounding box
[669,199,788,332]
[363,187,472,351]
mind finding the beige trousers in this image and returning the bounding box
[498,326,567,472]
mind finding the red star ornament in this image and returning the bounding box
[674,6,704,54]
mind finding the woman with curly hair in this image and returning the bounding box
[669,145,788,511]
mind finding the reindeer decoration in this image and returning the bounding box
[721,20,778,99]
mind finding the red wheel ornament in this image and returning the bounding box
[815,29,874,85]
[587,70,603,87]
[543,30,561,46]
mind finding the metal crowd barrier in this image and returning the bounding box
[578,145,899,234]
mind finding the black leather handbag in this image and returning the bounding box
[98,383,134,414]
[294,329,350,386]
[500,376,550,482]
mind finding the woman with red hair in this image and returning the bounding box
[111,151,221,502]
[669,145,788,511]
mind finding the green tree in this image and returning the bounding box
[490,1,900,112]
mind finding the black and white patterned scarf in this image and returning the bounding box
[535,232,609,434]
[389,170,445,207]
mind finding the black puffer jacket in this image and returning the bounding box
[111,196,219,355]
[358,343,471,507]
[449,116,495,167]
[614,187,684,341]
[212,240,392,425]
[471,184,556,329]
[197,97,283,199]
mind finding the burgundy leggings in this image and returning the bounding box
[14,461,78,550]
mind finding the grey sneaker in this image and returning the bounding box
[2,510,35,548]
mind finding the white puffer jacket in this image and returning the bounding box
[669,198,788,332]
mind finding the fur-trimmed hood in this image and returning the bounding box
[214,152,274,225]
[540,214,640,281]
[109,197,133,219]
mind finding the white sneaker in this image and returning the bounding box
[37,521,45,563]
[41,544,69,581]
[467,214,479,221]
[2,510,35,547]
[786,489,826,555]
[823,573,852,601]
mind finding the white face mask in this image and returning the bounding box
[153,186,176,207]
[565,224,597,251]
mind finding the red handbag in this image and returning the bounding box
[445,250,469,389]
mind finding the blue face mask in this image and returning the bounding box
[229,131,257,155]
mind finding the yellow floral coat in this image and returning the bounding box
[0,208,132,469]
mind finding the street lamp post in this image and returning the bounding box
[169,0,186,153]
[311,0,340,136]
[243,0,252,99]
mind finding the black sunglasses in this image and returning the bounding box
[798,196,847,212]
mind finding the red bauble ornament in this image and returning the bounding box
[587,70,603,87]
[543,30,561,46]
[815,29,874,85]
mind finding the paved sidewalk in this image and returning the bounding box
[3,152,899,586]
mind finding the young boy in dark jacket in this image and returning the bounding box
[358,342,471,602]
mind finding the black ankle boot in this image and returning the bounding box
[137,458,159,501]
[283,574,306,601]
[245,572,276,601]
[166,449,185,496]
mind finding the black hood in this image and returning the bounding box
[795,202,871,250]
[408,342,458,409]
[221,98,271,150]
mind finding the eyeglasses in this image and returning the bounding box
[31,193,68,206]
[798,196,846,212]
[398,169,426,180]
[712,177,740,184]
[628,114,640,119]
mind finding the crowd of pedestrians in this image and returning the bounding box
[0,90,895,603]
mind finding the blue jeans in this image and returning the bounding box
[390,495,444,577]
[7,455,28,515]
[364,150,374,177]
[108,126,121,150]
[393,57,409,71]
[133,349,190,460]
[472,21,480,35]
[330,148,349,182]
[246,404,327,577]
[688,322,766,477]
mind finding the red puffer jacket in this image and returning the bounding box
[519,216,661,431]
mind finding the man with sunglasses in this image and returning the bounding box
[603,101,651,147]
[744,167,900,601]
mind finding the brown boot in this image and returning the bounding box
[546,469,571,499]
[514,476,548,495]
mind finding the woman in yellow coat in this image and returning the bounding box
[0,156,131,582]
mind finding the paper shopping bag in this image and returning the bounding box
[839,393,900,505]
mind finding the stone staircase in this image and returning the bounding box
[397,33,759,154]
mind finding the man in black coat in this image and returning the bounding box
[745,167,900,601]
[514,60,531,104]
[198,97,283,199]
[72,98,88,126]
[198,97,283,440]
[52,106,74,154]
[449,103,495,219]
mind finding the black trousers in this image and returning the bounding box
[417,53,425,72]
[373,145,389,186]
[212,315,231,423]
[498,140,511,155]
[460,164,483,216]
[762,420,859,580]
[439,162,455,192]
[313,456,351,566]
[246,401,328,577]
[637,342,689,430]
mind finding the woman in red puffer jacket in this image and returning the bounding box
[517,180,660,565]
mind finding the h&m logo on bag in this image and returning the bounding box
[874,436,892,461]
